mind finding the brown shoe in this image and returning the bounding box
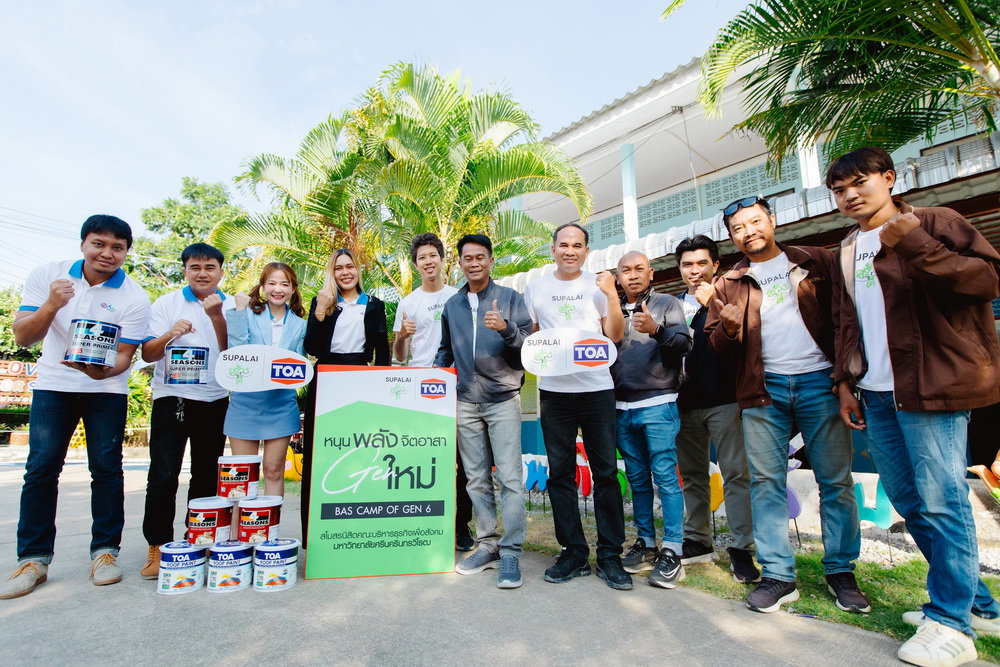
[0,561,48,599]
[140,545,161,580]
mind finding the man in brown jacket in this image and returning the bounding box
[705,196,866,615]
[829,146,1000,666]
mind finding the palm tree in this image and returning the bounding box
[663,0,1000,168]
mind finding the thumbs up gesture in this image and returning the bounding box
[485,299,506,331]
[398,312,417,339]
[631,300,659,335]
[716,298,743,338]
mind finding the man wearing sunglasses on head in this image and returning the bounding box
[704,195,866,616]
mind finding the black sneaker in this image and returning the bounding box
[544,551,591,583]
[596,556,633,590]
[727,547,761,584]
[647,549,685,589]
[746,577,799,613]
[826,572,871,613]
[455,533,475,552]
[621,539,658,573]
[680,538,717,565]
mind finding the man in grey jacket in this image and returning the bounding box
[435,234,533,589]
[611,251,692,588]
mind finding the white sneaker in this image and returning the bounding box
[90,553,123,586]
[897,619,976,667]
[903,610,1000,638]
[0,561,48,599]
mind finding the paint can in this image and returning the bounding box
[238,495,282,543]
[165,345,209,384]
[217,455,262,500]
[63,319,121,366]
[187,496,234,545]
[206,540,253,593]
[253,538,299,592]
[156,541,207,595]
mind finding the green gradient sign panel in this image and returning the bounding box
[304,366,457,579]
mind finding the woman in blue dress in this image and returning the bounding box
[224,262,307,497]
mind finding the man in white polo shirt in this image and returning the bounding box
[392,232,474,551]
[523,223,628,590]
[139,243,234,578]
[1,215,150,599]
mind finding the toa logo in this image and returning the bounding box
[573,339,610,367]
[270,358,307,385]
[420,379,447,399]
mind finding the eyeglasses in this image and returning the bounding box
[723,196,768,218]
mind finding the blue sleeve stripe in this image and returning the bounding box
[120,337,144,345]
[142,335,156,342]
[17,306,39,312]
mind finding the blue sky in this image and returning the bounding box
[0,0,749,287]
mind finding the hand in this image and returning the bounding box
[316,290,335,316]
[202,293,224,318]
[485,299,506,331]
[595,270,617,297]
[398,312,416,339]
[694,281,714,308]
[715,298,742,338]
[47,279,75,310]
[234,291,251,310]
[61,360,113,380]
[837,382,866,431]
[879,212,920,247]
[168,319,194,340]
[631,301,659,335]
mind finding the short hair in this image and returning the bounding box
[722,196,772,231]
[675,235,720,264]
[457,234,493,257]
[409,233,445,264]
[80,215,133,249]
[825,146,895,188]
[552,222,588,246]
[181,243,225,267]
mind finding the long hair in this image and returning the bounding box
[249,262,304,317]
[320,248,364,316]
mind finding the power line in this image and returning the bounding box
[0,205,76,226]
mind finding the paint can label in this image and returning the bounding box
[63,319,121,366]
[157,542,207,595]
[253,539,298,592]
[207,541,253,592]
[165,346,209,384]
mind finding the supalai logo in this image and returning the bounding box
[270,358,307,385]
[573,339,610,367]
[420,378,447,399]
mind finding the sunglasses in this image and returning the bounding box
[723,196,768,218]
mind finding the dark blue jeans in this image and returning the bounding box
[18,390,127,562]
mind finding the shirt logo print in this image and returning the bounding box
[766,283,788,304]
[100,302,116,313]
[557,303,577,321]
[856,263,876,288]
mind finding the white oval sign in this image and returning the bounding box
[520,328,617,377]
[215,344,314,392]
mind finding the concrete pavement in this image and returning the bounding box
[0,462,943,666]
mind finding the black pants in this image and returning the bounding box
[143,396,228,545]
[300,355,474,546]
[539,388,624,559]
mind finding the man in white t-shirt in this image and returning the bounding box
[523,223,628,589]
[706,196,866,616]
[829,146,1000,665]
[139,243,234,579]
[1,215,150,599]
[392,233,473,551]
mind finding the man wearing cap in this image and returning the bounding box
[1,215,150,598]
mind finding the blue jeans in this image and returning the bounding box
[616,401,683,553]
[741,370,860,582]
[457,397,527,557]
[18,390,127,563]
[861,390,998,636]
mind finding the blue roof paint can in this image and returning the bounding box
[253,538,299,592]
[156,541,207,595]
[207,540,253,593]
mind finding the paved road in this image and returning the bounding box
[0,464,955,666]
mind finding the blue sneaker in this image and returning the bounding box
[497,555,522,589]
[455,548,500,575]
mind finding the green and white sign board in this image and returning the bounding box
[304,365,457,579]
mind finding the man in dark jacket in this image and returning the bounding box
[829,146,1000,665]
[705,196,867,615]
[611,251,691,588]
[673,235,757,584]
[435,234,533,589]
